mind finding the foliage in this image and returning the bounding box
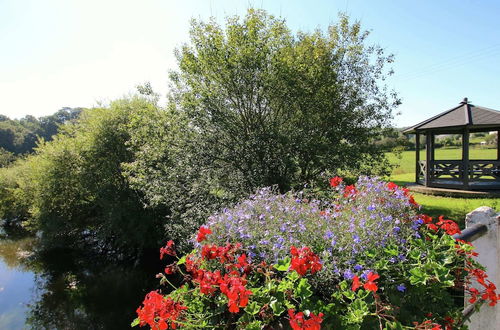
[134,177,500,329]
[0,108,82,155]
[0,147,16,168]
[0,98,164,252]
[122,102,235,252]
[170,9,399,192]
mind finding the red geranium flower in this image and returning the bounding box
[289,246,322,276]
[387,182,398,190]
[288,309,324,330]
[351,275,361,291]
[343,185,357,198]
[363,272,380,292]
[196,226,212,242]
[136,291,187,330]
[330,176,343,187]
[160,240,176,259]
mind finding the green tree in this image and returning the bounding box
[170,9,399,192]
[6,98,165,253]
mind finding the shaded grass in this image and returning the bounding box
[386,148,500,226]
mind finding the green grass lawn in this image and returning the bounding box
[386,147,499,225]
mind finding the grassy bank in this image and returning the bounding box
[386,148,500,224]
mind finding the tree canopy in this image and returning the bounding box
[169,9,399,192]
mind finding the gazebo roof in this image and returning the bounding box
[403,98,500,133]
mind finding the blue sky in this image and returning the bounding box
[1,0,499,127]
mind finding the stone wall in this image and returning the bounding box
[465,206,500,330]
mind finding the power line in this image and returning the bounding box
[394,43,500,82]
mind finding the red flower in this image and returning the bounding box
[351,275,361,291]
[196,226,212,242]
[436,216,461,235]
[160,240,176,259]
[236,253,251,273]
[136,291,187,330]
[330,176,343,187]
[408,194,418,206]
[164,265,176,275]
[387,182,398,190]
[420,214,433,224]
[219,273,252,313]
[288,309,323,330]
[201,244,219,260]
[290,246,322,276]
[343,185,357,198]
[363,272,380,292]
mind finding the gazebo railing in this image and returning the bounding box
[469,160,500,181]
[419,159,500,186]
[417,160,426,184]
[430,160,463,180]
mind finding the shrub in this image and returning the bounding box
[133,177,500,329]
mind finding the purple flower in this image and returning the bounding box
[354,264,363,271]
[343,269,354,280]
[397,284,406,292]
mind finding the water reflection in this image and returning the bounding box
[0,225,164,330]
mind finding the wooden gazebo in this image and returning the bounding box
[403,98,500,190]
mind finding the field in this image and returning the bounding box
[386,147,500,225]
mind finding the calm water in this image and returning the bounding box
[0,225,163,330]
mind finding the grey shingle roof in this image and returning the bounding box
[403,98,500,133]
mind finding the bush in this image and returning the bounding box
[133,177,500,329]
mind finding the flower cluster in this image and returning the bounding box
[204,177,421,286]
[135,291,187,330]
[421,215,461,236]
[464,259,500,306]
[288,309,324,330]
[290,246,322,276]
[196,226,212,242]
[160,240,176,259]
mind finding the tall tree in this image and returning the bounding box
[170,9,399,191]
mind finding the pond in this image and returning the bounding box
[0,224,164,330]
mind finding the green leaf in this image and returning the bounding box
[177,255,187,265]
[296,278,313,299]
[131,318,140,327]
[244,301,260,315]
[409,267,429,285]
[270,298,286,316]
[343,289,355,300]
[409,249,421,260]
[384,321,404,330]
[245,320,263,330]
[274,256,291,272]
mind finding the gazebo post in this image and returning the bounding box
[425,132,432,186]
[497,130,500,161]
[415,132,420,183]
[463,128,470,189]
